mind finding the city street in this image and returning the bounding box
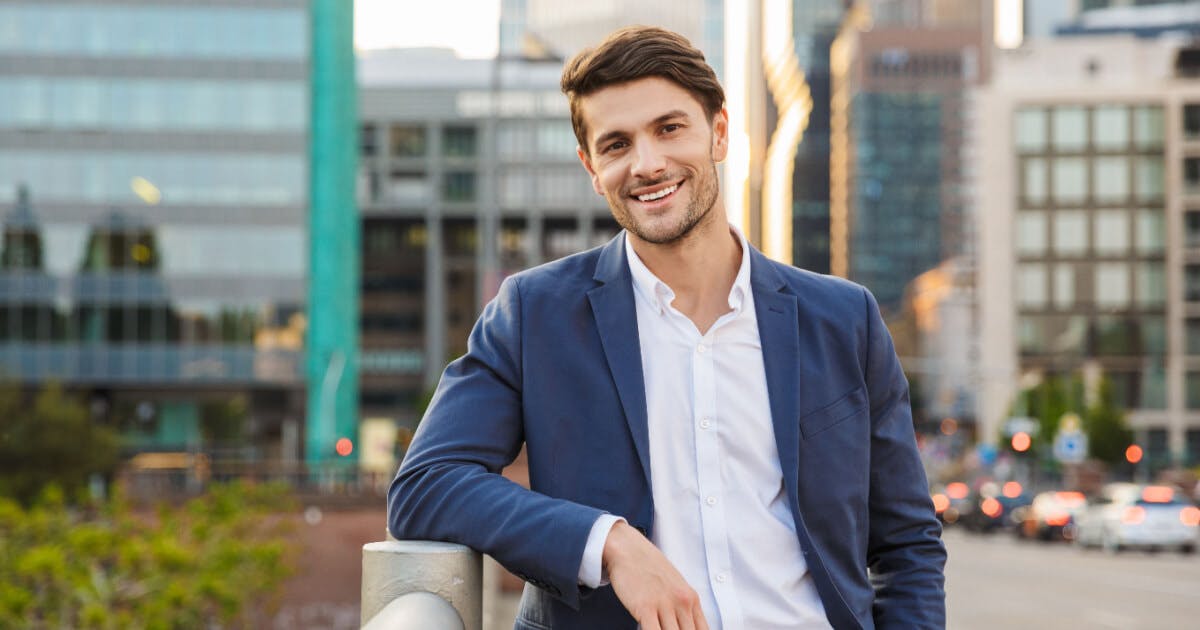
[945,527,1200,629]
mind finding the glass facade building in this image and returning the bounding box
[0,1,310,453]
[357,50,614,427]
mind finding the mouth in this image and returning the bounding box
[629,180,683,208]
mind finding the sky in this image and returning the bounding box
[354,0,501,57]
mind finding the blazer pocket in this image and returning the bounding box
[798,385,867,439]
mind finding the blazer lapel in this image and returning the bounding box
[749,247,801,515]
[586,234,652,488]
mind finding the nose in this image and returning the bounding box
[630,139,667,181]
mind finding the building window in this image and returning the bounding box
[1016,211,1047,255]
[1092,209,1127,255]
[1188,372,1200,409]
[1141,316,1166,356]
[1188,430,1200,466]
[1134,156,1164,201]
[1186,157,1200,194]
[1052,106,1087,152]
[500,171,530,209]
[1188,318,1200,355]
[1135,209,1164,254]
[443,172,476,202]
[1052,158,1087,203]
[537,121,576,158]
[1053,264,1074,310]
[385,171,429,204]
[1094,263,1130,308]
[1053,211,1087,256]
[1017,263,1047,309]
[391,125,426,157]
[1093,316,1135,356]
[443,126,477,158]
[1014,108,1046,153]
[1187,264,1200,302]
[1133,106,1164,149]
[1092,105,1128,150]
[1022,158,1047,204]
[1187,210,1200,248]
[1092,156,1129,202]
[1135,262,1165,307]
[1184,103,1200,139]
[360,124,377,157]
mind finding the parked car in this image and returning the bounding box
[1014,490,1087,542]
[1074,483,1200,554]
[932,481,972,526]
[961,481,1033,533]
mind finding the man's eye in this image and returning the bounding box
[603,141,627,153]
[662,124,681,133]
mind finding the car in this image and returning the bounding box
[1014,490,1088,542]
[960,481,1033,533]
[1074,483,1200,554]
[931,481,972,527]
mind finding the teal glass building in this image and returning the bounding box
[0,1,314,460]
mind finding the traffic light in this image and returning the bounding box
[1011,431,1032,453]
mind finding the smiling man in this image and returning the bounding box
[388,26,946,630]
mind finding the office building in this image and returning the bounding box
[357,48,614,427]
[0,1,313,460]
[977,36,1200,469]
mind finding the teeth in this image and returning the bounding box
[637,184,677,202]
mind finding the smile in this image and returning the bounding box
[633,182,681,203]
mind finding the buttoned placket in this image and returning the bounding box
[660,292,745,629]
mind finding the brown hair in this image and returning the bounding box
[560,26,725,154]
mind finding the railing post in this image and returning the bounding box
[361,540,483,629]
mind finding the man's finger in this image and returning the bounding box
[675,606,696,630]
[657,611,681,630]
[693,607,711,630]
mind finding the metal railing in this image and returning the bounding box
[360,540,482,629]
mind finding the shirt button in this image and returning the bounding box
[706,496,717,506]
[716,573,728,583]
[700,418,712,430]
[696,344,707,354]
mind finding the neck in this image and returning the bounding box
[628,203,742,329]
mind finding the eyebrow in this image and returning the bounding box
[591,109,692,151]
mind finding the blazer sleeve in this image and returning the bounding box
[387,275,605,609]
[861,287,948,629]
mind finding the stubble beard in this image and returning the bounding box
[609,159,720,246]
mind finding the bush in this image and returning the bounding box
[0,381,118,506]
[0,482,298,629]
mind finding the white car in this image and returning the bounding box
[1074,483,1200,554]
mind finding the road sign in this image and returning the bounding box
[1054,431,1088,464]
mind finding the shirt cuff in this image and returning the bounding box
[577,514,626,588]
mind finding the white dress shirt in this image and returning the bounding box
[577,226,831,629]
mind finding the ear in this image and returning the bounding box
[711,107,730,163]
[577,146,605,196]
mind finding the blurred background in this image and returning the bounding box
[1,0,1199,628]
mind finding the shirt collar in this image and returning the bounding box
[623,223,752,316]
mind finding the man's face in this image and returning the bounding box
[576,77,728,245]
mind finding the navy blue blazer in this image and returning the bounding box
[388,233,946,629]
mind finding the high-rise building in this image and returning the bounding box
[356,49,614,426]
[0,1,313,462]
[499,0,715,66]
[977,36,1200,469]
[846,1,989,311]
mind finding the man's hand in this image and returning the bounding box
[602,521,710,630]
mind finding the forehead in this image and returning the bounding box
[578,77,705,146]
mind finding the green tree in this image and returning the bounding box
[0,381,118,506]
[1082,378,1133,465]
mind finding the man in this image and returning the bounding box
[389,26,946,630]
